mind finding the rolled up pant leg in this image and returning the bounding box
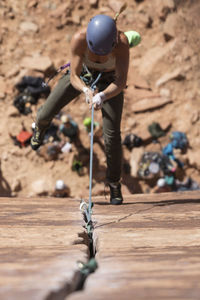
[101,92,124,183]
[36,72,80,128]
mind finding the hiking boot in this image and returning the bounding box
[109,182,123,205]
[31,125,46,150]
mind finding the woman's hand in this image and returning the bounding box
[83,87,94,105]
[90,92,106,110]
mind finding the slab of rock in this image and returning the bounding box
[68,191,200,300]
[108,0,124,13]
[20,55,53,73]
[138,41,176,76]
[127,67,151,90]
[19,21,39,33]
[186,149,200,169]
[0,197,88,300]
[50,3,70,18]
[156,67,185,87]
[125,85,155,103]
[89,0,98,7]
[6,105,20,117]
[132,96,172,113]
[163,13,178,41]
[0,76,7,94]
[157,0,176,21]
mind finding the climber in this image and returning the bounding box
[31,7,141,205]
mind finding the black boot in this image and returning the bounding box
[109,182,123,205]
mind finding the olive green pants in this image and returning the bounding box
[36,70,124,183]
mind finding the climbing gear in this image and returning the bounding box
[86,15,117,56]
[109,182,123,205]
[138,151,174,178]
[123,133,143,150]
[80,72,102,230]
[162,143,184,168]
[148,122,165,139]
[55,180,66,190]
[83,117,99,133]
[13,93,33,115]
[83,117,92,128]
[16,76,50,100]
[88,73,102,214]
[72,159,83,174]
[157,178,166,187]
[11,130,33,148]
[77,258,98,276]
[124,31,141,48]
[170,131,188,150]
[30,125,47,150]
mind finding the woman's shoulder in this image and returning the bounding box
[113,30,129,55]
[72,28,87,43]
[70,28,87,53]
[118,30,129,46]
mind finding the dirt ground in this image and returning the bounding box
[0,0,200,199]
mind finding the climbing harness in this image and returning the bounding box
[80,72,102,233]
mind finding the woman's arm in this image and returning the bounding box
[70,30,94,103]
[102,32,129,100]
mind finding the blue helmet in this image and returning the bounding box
[86,15,117,56]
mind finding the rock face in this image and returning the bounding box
[0,197,88,300]
[68,191,200,300]
[0,192,199,299]
[0,0,200,198]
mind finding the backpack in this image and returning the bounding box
[170,131,188,150]
[123,133,143,150]
[16,131,33,147]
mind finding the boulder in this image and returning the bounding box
[6,106,20,117]
[108,0,124,13]
[158,0,176,21]
[156,68,185,87]
[186,150,200,170]
[30,179,50,196]
[163,13,177,41]
[132,96,172,113]
[20,55,54,74]
[11,179,22,192]
[19,21,39,33]
[89,0,99,7]
[138,41,176,76]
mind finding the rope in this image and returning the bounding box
[88,72,102,222]
[114,3,127,22]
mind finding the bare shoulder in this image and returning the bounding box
[70,28,87,54]
[117,31,129,50]
[119,31,129,44]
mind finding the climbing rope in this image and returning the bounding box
[80,72,102,230]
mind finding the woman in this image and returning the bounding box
[31,14,133,205]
